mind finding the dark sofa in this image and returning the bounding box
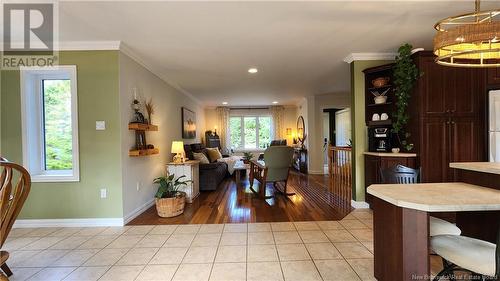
[184,143,227,191]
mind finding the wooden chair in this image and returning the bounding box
[0,158,31,279]
[249,146,294,199]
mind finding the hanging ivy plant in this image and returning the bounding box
[392,43,420,152]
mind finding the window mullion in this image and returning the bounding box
[240,117,244,150]
[256,117,260,149]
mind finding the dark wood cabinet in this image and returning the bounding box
[488,67,500,86]
[293,148,308,174]
[408,51,488,183]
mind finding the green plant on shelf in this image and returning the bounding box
[243,152,254,162]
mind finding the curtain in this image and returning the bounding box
[270,106,285,140]
[216,106,230,152]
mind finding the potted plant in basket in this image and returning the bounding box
[243,152,254,164]
[154,174,192,218]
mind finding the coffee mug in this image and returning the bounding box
[372,114,380,121]
[380,113,389,120]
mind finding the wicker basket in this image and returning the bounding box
[155,192,186,218]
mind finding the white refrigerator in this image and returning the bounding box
[489,90,500,162]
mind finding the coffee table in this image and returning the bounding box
[233,161,249,185]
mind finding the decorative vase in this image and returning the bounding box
[155,192,186,217]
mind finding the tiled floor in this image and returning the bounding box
[3,210,374,281]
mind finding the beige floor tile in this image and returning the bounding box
[49,228,83,237]
[26,267,75,281]
[191,233,221,247]
[223,223,247,233]
[349,229,373,242]
[135,235,170,248]
[83,248,129,266]
[173,263,212,281]
[182,246,217,263]
[116,247,159,265]
[339,219,368,230]
[280,260,322,281]
[342,213,358,220]
[9,267,42,281]
[273,231,302,244]
[248,232,275,245]
[149,247,188,264]
[248,223,271,232]
[100,227,130,236]
[50,236,90,250]
[22,249,69,267]
[219,232,247,246]
[9,228,37,238]
[22,236,66,250]
[247,261,284,281]
[360,241,374,253]
[78,235,117,249]
[315,259,361,281]
[351,210,373,220]
[316,221,344,230]
[334,242,373,259]
[215,245,246,263]
[347,259,376,281]
[123,225,154,236]
[62,266,110,281]
[209,262,246,281]
[52,249,100,266]
[276,244,311,261]
[25,228,61,237]
[198,224,224,234]
[271,222,296,232]
[305,243,342,260]
[150,225,178,235]
[174,224,201,234]
[3,238,42,251]
[294,221,320,231]
[106,235,143,248]
[99,265,144,281]
[298,231,329,243]
[8,250,41,267]
[74,227,108,236]
[247,244,279,262]
[136,264,179,281]
[360,219,373,229]
[324,229,357,242]
[163,233,196,247]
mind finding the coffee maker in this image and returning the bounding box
[368,127,392,152]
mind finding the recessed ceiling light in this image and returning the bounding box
[272,101,278,104]
[248,68,258,74]
[222,101,228,105]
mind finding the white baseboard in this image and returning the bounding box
[351,200,370,209]
[123,198,155,225]
[13,218,124,228]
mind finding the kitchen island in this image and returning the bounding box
[368,179,500,281]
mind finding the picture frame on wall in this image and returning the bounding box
[182,107,197,139]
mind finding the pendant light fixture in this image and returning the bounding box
[433,0,499,67]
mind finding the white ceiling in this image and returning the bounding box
[55,1,498,106]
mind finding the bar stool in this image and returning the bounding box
[431,230,499,281]
[380,165,462,236]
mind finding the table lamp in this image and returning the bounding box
[171,141,184,163]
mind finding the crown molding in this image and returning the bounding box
[343,52,397,63]
[59,41,121,50]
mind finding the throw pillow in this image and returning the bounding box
[193,152,210,164]
[206,147,223,163]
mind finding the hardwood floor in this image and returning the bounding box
[128,170,352,225]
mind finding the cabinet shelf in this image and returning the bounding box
[129,148,159,157]
[368,85,393,91]
[128,123,158,131]
[367,120,392,127]
[367,102,393,107]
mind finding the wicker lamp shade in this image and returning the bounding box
[433,0,500,68]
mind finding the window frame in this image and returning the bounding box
[20,66,80,182]
[229,115,272,152]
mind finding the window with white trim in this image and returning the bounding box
[20,66,79,182]
[229,116,272,151]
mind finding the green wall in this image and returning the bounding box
[351,60,393,202]
[1,51,124,219]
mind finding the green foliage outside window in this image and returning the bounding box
[229,116,271,150]
[43,79,73,170]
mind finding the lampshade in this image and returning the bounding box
[286,128,292,136]
[171,141,184,154]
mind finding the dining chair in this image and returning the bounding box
[430,226,499,281]
[0,158,31,279]
[380,164,461,237]
[249,146,294,198]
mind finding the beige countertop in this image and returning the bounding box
[363,152,417,158]
[367,182,500,212]
[450,162,500,175]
